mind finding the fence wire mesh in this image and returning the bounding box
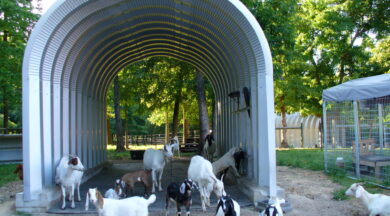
[324,96,390,186]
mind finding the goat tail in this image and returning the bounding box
[146,194,156,206]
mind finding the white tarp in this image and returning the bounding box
[322,74,390,102]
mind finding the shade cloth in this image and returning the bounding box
[322,74,390,101]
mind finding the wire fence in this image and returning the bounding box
[324,96,390,186]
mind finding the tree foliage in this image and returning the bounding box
[106,57,207,137]
[243,0,390,118]
[0,0,39,129]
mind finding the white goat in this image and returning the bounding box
[345,183,390,216]
[170,136,181,157]
[85,188,156,216]
[143,143,174,193]
[188,155,225,211]
[55,155,85,209]
[104,179,123,199]
[212,147,241,177]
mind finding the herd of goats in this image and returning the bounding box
[50,134,390,216]
[54,136,266,216]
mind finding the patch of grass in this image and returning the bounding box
[276,148,324,171]
[179,152,197,158]
[333,189,349,200]
[0,164,20,187]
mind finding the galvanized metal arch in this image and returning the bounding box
[21,0,277,211]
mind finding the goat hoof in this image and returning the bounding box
[71,204,75,209]
[61,206,66,210]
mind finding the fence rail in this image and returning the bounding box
[0,128,22,134]
[0,134,22,163]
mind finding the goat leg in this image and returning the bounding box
[61,185,66,209]
[151,170,157,193]
[70,184,75,209]
[76,183,81,201]
[176,203,181,216]
[231,165,241,177]
[158,169,164,192]
[165,196,169,216]
[185,202,191,216]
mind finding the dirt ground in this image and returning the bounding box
[0,166,378,216]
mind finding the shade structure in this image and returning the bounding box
[20,0,277,211]
[323,74,390,102]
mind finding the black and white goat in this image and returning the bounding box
[216,195,240,216]
[203,131,215,161]
[260,198,285,216]
[104,179,123,199]
[165,179,197,216]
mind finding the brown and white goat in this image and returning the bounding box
[118,169,152,197]
[55,155,85,209]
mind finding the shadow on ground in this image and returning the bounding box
[47,158,252,214]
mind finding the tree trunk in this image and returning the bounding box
[211,99,216,133]
[172,92,181,138]
[165,110,170,144]
[124,110,128,149]
[196,72,209,154]
[281,104,289,148]
[2,33,9,134]
[2,87,9,134]
[114,75,125,152]
[182,106,189,144]
[338,60,345,85]
[107,118,113,145]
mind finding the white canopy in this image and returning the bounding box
[322,74,390,102]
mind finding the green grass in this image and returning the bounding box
[0,164,20,187]
[276,149,324,171]
[106,144,198,160]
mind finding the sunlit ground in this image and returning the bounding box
[107,144,163,151]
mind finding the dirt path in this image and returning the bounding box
[0,166,377,216]
[278,166,367,216]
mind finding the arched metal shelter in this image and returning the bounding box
[20,0,277,211]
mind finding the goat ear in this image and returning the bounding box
[96,189,104,209]
[355,186,363,198]
[220,174,225,182]
[180,183,186,194]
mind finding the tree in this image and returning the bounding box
[243,0,305,147]
[107,57,201,143]
[369,36,390,74]
[296,0,390,116]
[0,0,39,131]
[195,71,209,154]
[113,75,125,152]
